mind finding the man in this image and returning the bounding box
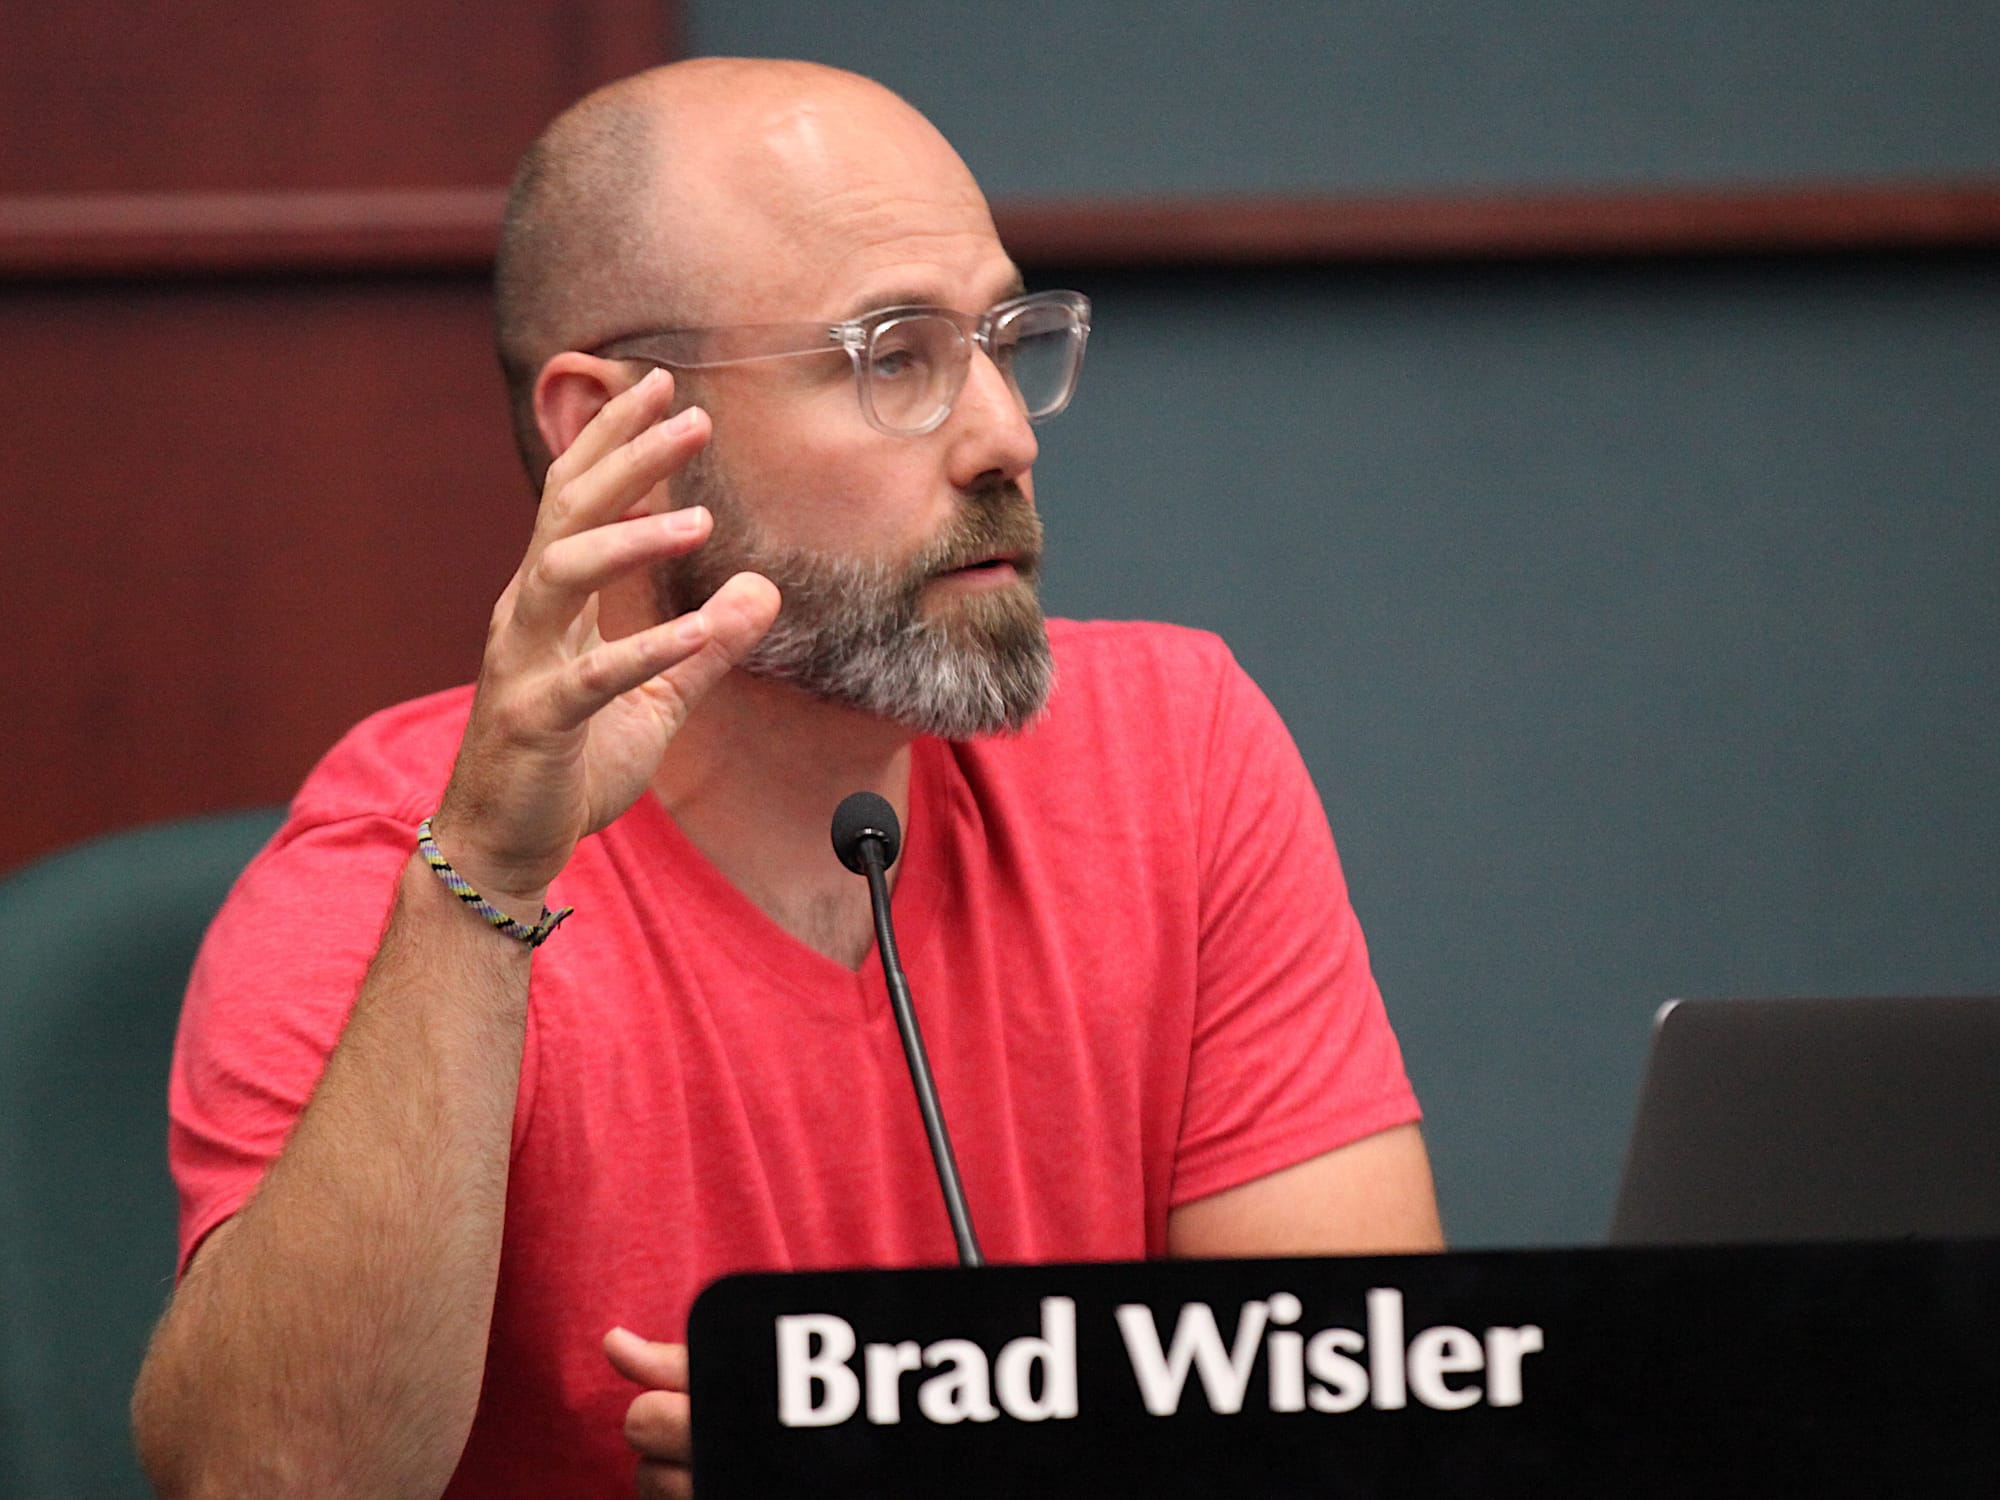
[132,57,1441,1500]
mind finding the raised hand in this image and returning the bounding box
[433,367,780,911]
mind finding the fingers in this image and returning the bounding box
[514,404,714,644]
[540,375,707,544]
[697,570,785,656]
[513,503,713,641]
[545,571,776,733]
[639,571,782,712]
[603,1327,689,1390]
[545,402,709,543]
[623,1389,691,1462]
[543,366,687,519]
[606,1328,694,1497]
[636,1459,693,1500]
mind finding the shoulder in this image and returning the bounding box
[283,685,473,831]
[197,682,472,930]
[201,684,472,932]
[184,685,475,1052]
[943,620,1263,845]
[1040,618,1247,743]
[1031,618,1285,776]
[1047,617,1239,688]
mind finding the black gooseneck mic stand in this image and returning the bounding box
[830,791,983,1267]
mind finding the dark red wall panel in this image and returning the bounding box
[3,277,529,869]
[1,1,669,193]
[1,3,672,872]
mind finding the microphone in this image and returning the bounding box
[831,791,983,1267]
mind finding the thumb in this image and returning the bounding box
[655,571,781,705]
[603,1326,690,1391]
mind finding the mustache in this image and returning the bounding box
[917,483,1044,579]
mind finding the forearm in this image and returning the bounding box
[132,369,774,1499]
[134,855,536,1500]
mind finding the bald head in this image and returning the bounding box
[494,59,993,487]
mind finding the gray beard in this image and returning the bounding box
[654,451,1056,740]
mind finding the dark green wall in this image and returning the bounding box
[687,4,2000,1245]
[693,2,2000,194]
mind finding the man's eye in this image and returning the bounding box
[871,347,922,380]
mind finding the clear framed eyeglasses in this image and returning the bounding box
[588,289,1091,437]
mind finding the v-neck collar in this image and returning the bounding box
[623,738,951,1022]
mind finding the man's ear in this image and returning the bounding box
[533,353,631,466]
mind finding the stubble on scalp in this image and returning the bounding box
[493,59,969,494]
[655,449,1056,741]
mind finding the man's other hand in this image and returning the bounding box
[605,1325,693,1499]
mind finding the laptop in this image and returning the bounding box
[1608,994,2000,1244]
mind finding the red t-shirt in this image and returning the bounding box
[169,619,1419,1497]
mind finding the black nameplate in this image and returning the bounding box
[688,1241,2000,1497]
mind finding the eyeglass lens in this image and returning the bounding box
[863,304,1083,434]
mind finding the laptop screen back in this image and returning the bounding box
[1609,995,2000,1244]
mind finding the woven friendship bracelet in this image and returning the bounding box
[416,818,574,947]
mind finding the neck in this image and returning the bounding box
[652,670,916,968]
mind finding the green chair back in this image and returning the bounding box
[0,808,285,1500]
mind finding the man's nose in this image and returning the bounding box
[943,347,1039,491]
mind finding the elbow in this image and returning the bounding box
[132,1320,256,1500]
[130,1326,282,1500]
[131,1326,471,1500]
[131,1331,192,1500]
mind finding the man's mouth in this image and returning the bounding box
[945,553,1017,575]
[931,551,1035,586]
[921,488,1044,589]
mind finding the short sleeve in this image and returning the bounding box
[166,811,413,1275]
[1169,654,1420,1206]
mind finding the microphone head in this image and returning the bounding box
[831,791,902,874]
